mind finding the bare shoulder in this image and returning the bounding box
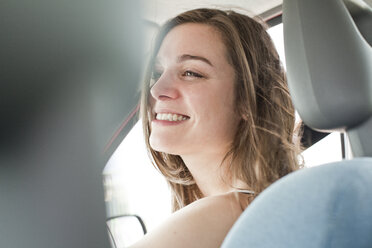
[130,192,243,248]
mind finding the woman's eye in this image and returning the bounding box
[151,71,162,82]
[183,70,203,78]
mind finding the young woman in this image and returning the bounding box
[133,8,301,248]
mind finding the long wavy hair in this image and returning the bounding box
[141,8,302,212]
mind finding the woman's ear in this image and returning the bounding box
[241,111,252,121]
[242,114,249,121]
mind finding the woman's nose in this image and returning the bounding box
[150,73,179,101]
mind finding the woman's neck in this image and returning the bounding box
[181,152,233,197]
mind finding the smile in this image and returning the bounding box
[155,113,189,121]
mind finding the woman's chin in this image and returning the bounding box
[149,137,180,155]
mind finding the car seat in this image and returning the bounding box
[222,0,372,247]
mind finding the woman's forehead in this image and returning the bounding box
[156,23,228,67]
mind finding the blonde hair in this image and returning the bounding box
[141,8,301,211]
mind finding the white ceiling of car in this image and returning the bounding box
[142,0,372,26]
[142,0,283,25]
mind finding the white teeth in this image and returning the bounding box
[156,113,188,121]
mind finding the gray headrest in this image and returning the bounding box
[284,0,372,130]
[283,0,372,156]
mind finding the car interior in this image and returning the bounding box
[1,1,144,247]
[1,0,371,247]
[222,0,372,247]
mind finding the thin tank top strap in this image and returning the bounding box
[235,189,255,195]
[232,189,255,211]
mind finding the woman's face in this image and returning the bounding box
[149,23,240,157]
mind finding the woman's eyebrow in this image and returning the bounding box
[177,54,214,67]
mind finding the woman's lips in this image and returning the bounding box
[152,112,190,126]
[155,113,190,122]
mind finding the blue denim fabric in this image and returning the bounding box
[222,158,372,248]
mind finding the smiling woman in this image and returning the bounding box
[134,8,302,248]
[149,23,239,166]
